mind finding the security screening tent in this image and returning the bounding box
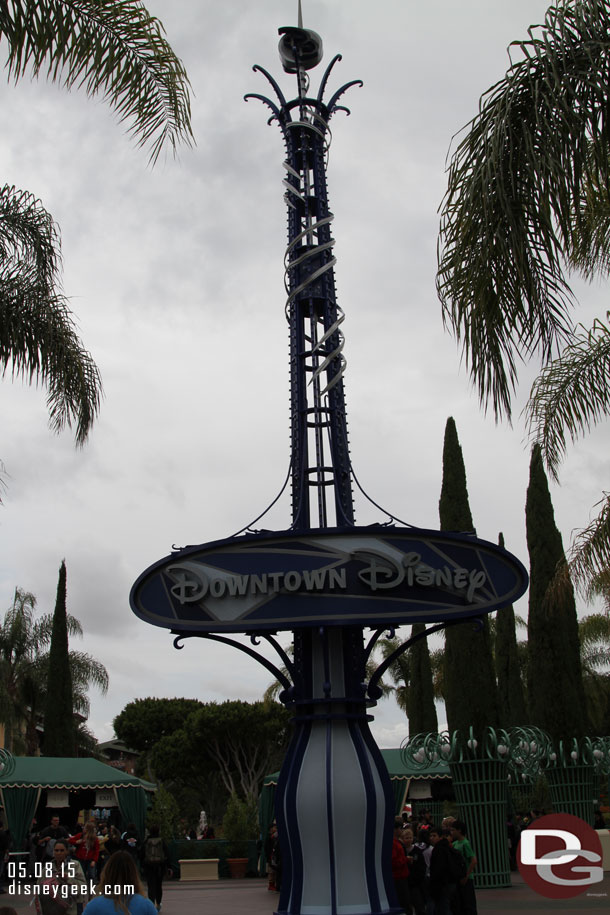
[0,757,155,850]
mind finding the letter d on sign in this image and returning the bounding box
[520,829,580,866]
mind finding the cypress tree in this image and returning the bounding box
[494,533,528,727]
[439,417,499,737]
[43,561,75,756]
[407,623,438,735]
[526,445,588,741]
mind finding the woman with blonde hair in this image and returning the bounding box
[84,851,156,915]
[68,821,100,882]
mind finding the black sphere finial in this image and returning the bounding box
[278,25,323,72]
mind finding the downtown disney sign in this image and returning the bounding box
[131,527,528,633]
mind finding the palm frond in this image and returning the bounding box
[567,493,610,591]
[437,0,610,418]
[0,185,102,444]
[568,148,610,276]
[0,0,193,164]
[525,314,610,478]
[578,612,610,668]
[34,611,83,646]
[586,568,610,609]
[0,269,102,445]
[68,650,109,694]
[377,637,410,688]
[0,185,61,283]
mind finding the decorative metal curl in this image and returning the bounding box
[542,735,610,773]
[402,726,534,769]
[0,748,15,778]
[504,726,552,784]
[403,726,610,783]
[171,630,293,693]
[590,735,610,775]
[401,730,454,769]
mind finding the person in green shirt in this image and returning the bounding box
[449,820,477,915]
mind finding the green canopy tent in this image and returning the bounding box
[259,748,450,872]
[0,757,155,851]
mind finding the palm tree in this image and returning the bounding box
[1,1,193,445]
[436,0,610,589]
[0,587,44,752]
[0,586,109,754]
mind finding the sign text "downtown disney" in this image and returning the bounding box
[130,526,528,633]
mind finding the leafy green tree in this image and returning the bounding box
[494,534,528,727]
[42,561,74,755]
[436,0,610,590]
[439,417,499,737]
[222,793,258,855]
[147,701,292,824]
[187,701,291,802]
[526,444,588,740]
[114,697,204,755]
[146,784,180,841]
[0,0,193,445]
[150,731,229,831]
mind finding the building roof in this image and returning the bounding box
[0,756,155,790]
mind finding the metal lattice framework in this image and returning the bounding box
[246,50,361,530]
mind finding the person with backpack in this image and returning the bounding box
[449,821,478,915]
[141,825,167,912]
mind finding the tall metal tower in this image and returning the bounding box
[246,21,401,915]
[247,20,360,531]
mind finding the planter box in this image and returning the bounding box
[227,857,249,879]
[178,858,219,881]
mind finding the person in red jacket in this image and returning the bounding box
[68,820,100,883]
[391,818,412,914]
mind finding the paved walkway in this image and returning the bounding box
[5,872,610,914]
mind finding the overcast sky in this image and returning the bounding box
[1,0,608,751]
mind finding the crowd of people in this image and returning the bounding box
[23,815,169,915]
[391,813,478,915]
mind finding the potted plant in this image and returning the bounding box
[222,794,257,878]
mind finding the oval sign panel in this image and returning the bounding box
[130,526,528,634]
